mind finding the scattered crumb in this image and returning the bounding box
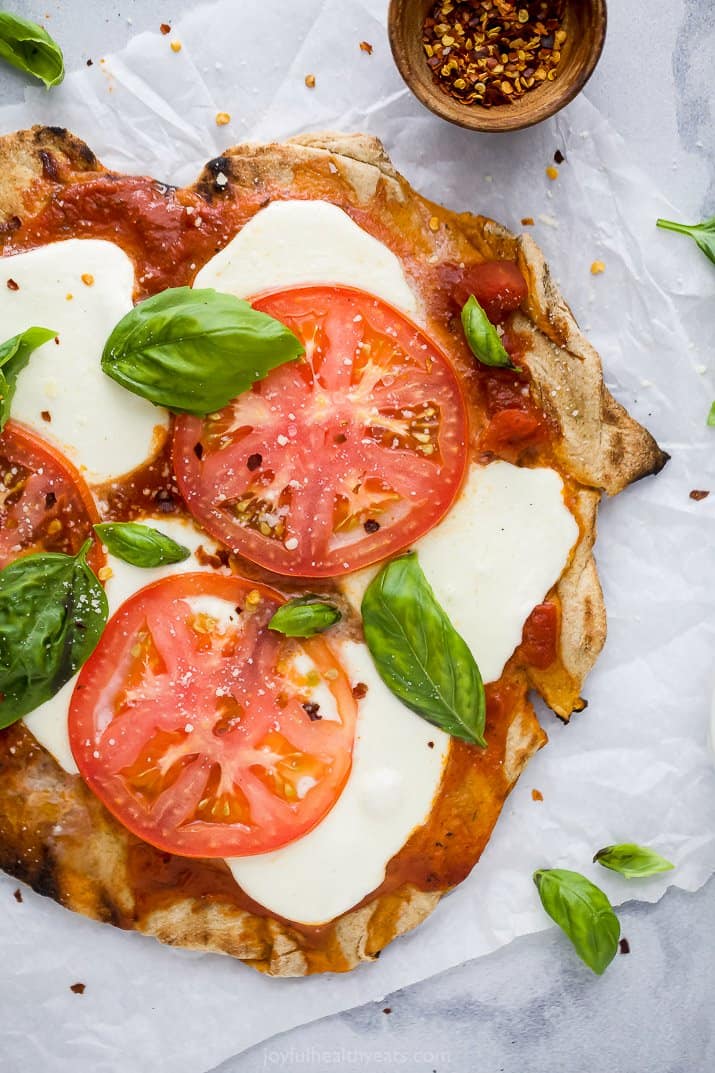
[554,149,565,164]
[590,260,606,275]
[521,217,534,226]
[40,410,51,423]
[427,740,435,749]
[304,73,316,88]
[695,364,707,375]
[382,1007,392,1014]
[65,292,74,301]
[98,566,114,582]
[6,278,18,291]
[359,41,373,54]
[70,982,86,994]
[618,938,630,955]
[537,213,559,229]
[690,489,710,501]
[13,889,22,903]
[428,216,440,232]
[159,22,171,34]
[215,112,231,126]
[170,40,182,53]
[531,788,543,802]
[86,59,93,67]
[546,165,559,180]
[81,273,94,287]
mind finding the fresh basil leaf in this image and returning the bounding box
[361,552,486,746]
[0,327,56,432]
[94,521,190,568]
[0,13,64,88]
[533,868,620,975]
[461,294,518,371]
[101,286,305,415]
[657,215,715,267]
[0,540,108,728]
[707,401,715,428]
[593,843,674,880]
[268,595,341,638]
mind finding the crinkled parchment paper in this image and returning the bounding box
[1,2,714,1070]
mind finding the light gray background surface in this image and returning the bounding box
[1,2,714,1071]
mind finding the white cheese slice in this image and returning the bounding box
[226,640,449,924]
[0,239,168,483]
[340,460,579,685]
[22,516,221,775]
[193,199,420,316]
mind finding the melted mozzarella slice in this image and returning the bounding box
[340,461,579,684]
[226,640,449,925]
[1,239,168,482]
[22,516,222,775]
[193,199,420,316]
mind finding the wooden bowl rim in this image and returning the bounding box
[387,0,608,133]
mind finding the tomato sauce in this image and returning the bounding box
[0,160,573,969]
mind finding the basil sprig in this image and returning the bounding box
[461,294,518,371]
[533,869,620,975]
[269,595,341,638]
[594,843,674,880]
[94,521,190,568]
[657,215,715,267]
[0,540,108,728]
[0,327,56,433]
[101,287,304,415]
[0,13,64,87]
[361,553,486,746]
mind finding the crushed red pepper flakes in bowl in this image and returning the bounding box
[422,0,567,109]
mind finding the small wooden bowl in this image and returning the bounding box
[388,0,607,133]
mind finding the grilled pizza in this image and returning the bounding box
[0,126,666,976]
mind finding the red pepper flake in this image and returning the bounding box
[70,982,86,994]
[13,889,22,903]
[422,0,567,109]
[619,938,630,955]
[40,410,52,423]
[352,682,368,700]
[382,1007,392,1014]
[302,702,322,721]
[363,518,380,533]
[554,149,565,164]
[427,740,435,749]
[6,278,19,291]
[159,23,171,35]
[359,41,373,54]
[690,489,710,501]
[531,788,544,801]
[246,452,262,472]
[86,58,93,67]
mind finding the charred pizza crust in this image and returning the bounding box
[0,127,666,975]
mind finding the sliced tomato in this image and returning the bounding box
[0,420,103,571]
[69,572,357,857]
[173,285,469,577]
[479,408,546,456]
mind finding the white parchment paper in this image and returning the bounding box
[1,2,714,1071]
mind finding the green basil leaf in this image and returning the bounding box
[94,521,190,568]
[533,868,620,975]
[657,215,715,267]
[0,327,56,432]
[707,401,715,428]
[593,843,674,879]
[0,540,108,728]
[101,286,305,415]
[268,595,341,637]
[461,294,518,371]
[0,13,64,88]
[361,552,486,746]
